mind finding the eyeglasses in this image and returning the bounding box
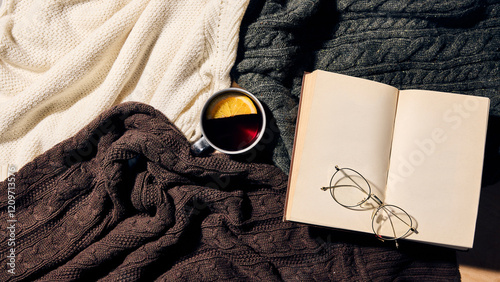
[321,165,418,247]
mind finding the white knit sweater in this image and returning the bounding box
[0,0,249,174]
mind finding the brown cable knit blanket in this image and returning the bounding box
[1,102,459,281]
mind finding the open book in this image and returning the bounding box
[284,70,490,249]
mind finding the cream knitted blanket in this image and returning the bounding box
[0,0,249,172]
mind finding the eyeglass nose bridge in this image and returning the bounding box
[370,194,383,206]
[357,193,383,210]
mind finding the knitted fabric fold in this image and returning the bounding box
[232,0,500,174]
[0,102,459,281]
[0,0,249,171]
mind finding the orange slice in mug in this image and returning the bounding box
[206,93,258,119]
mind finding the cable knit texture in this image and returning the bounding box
[0,0,249,171]
[0,102,459,281]
[232,0,500,173]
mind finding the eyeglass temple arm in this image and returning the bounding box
[320,184,360,191]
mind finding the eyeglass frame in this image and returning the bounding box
[321,165,418,247]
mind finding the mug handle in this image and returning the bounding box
[190,136,213,156]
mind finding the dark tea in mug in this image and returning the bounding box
[203,113,263,151]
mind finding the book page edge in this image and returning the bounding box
[284,71,318,221]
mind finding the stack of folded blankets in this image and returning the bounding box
[1,0,498,280]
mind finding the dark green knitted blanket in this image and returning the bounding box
[232,0,500,174]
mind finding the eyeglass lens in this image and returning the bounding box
[372,204,413,240]
[329,167,371,207]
